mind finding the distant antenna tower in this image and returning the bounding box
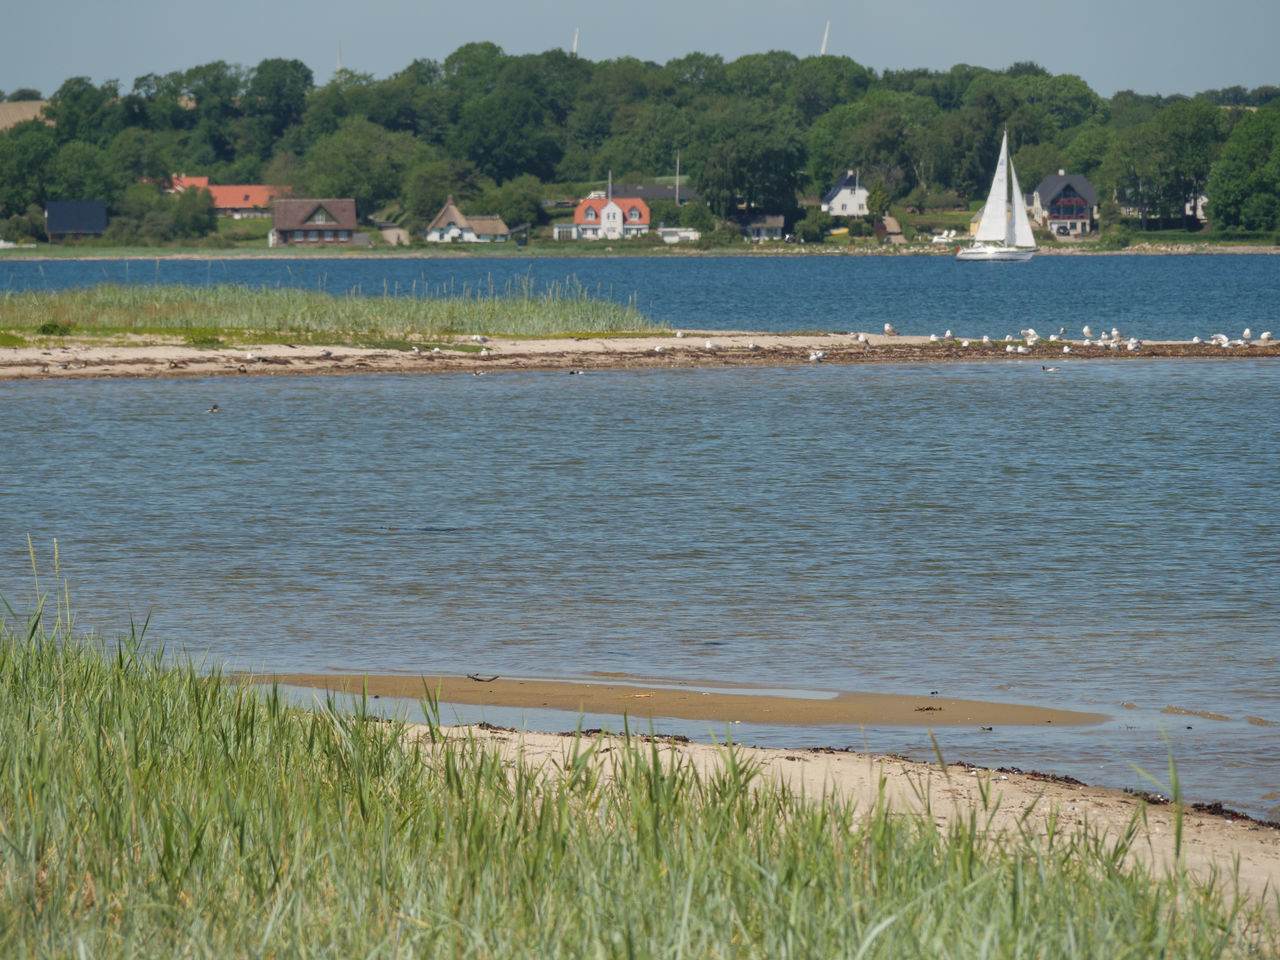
[572,28,579,56]
[820,21,830,56]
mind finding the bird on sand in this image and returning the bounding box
[884,323,899,336]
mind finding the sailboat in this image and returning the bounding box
[957,129,1037,261]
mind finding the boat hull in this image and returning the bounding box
[956,244,1036,262]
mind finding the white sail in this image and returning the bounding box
[973,131,1010,243]
[957,127,1037,261]
[1006,149,1036,248]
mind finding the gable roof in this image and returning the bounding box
[574,196,651,225]
[44,200,107,235]
[426,196,468,233]
[1034,172,1097,208]
[206,184,284,210]
[821,170,864,205]
[271,199,357,231]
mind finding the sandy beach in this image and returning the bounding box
[4,330,1279,381]
[416,723,1280,906]
[258,671,1280,904]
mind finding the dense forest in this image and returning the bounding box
[2,44,1279,243]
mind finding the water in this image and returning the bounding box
[2,255,1278,817]
[3,253,1279,340]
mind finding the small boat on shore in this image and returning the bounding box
[957,129,1037,262]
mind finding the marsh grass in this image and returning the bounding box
[1,581,1275,957]
[0,276,663,345]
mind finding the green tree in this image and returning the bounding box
[44,77,122,145]
[477,174,545,228]
[45,141,117,203]
[243,58,314,146]
[454,86,562,183]
[1206,107,1280,229]
[0,120,57,216]
[301,117,421,215]
[6,88,43,101]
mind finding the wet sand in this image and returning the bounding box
[258,671,1108,727]
[3,331,1278,380]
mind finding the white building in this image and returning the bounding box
[820,170,869,216]
[424,197,509,243]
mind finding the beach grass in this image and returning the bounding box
[0,276,663,344]
[2,583,1276,958]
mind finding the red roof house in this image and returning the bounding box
[563,193,650,240]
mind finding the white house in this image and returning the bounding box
[559,192,651,241]
[820,170,869,216]
[424,197,509,243]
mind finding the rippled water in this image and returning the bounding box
[2,353,1277,816]
[4,253,1279,340]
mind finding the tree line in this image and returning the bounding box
[2,45,1278,243]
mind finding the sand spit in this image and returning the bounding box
[4,332,1279,381]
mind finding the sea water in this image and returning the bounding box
[2,354,1277,817]
[3,252,1279,341]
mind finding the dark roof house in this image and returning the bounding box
[44,201,107,241]
[270,199,358,246]
[1032,171,1099,236]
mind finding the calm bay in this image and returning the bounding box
[1,253,1277,817]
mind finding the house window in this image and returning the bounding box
[312,211,331,224]
[629,207,640,221]
[294,231,305,243]
[308,230,318,241]
[338,230,348,241]
[585,208,597,221]
[324,230,334,241]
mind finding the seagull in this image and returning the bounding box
[1016,345,1031,354]
[929,334,940,342]
[1082,325,1094,338]
[944,329,952,339]
[1243,327,1253,340]
[653,345,665,353]
[884,323,899,336]
[432,347,442,353]
[1110,327,1121,340]
[1259,331,1274,342]
[471,334,489,343]
[705,340,720,351]
[747,341,759,350]
[1191,336,1202,344]
[961,340,971,347]
[856,333,868,344]
[808,350,827,362]
[981,335,991,344]
[675,331,687,338]
[412,346,420,354]
[1005,344,1016,353]
[1062,345,1071,354]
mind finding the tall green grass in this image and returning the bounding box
[1,582,1274,957]
[0,276,662,342]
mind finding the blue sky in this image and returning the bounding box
[7,0,1276,101]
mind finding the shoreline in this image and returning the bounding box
[411,720,1280,903]
[2,241,1279,262]
[5,331,1279,381]
[258,671,1280,900]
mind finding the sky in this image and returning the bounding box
[6,0,1277,102]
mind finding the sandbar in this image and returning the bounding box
[256,671,1108,727]
[3,331,1278,381]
